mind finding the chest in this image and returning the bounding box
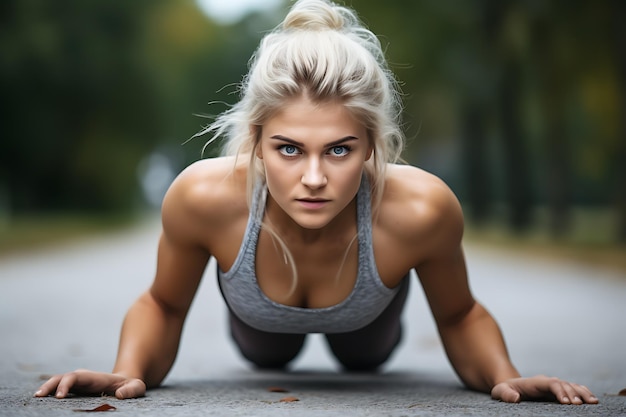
[255,231,359,308]
[253,226,414,308]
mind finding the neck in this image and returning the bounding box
[264,195,358,246]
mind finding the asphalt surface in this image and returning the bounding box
[1,219,625,416]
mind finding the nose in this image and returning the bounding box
[301,157,327,189]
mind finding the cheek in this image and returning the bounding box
[332,164,364,194]
[262,154,281,175]
[262,158,292,192]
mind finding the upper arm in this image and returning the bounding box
[150,232,209,318]
[409,175,475,327]
[416,243,474,328]
[148,164,215,317]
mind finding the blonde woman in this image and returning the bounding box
[36,0,597,405]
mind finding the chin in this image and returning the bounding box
[294,220,329,230]
[292,216,333,231]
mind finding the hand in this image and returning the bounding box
[34,369,146,399]
[491,375,598,404]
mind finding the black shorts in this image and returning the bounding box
[222,275,410,371]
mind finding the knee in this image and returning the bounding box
[330,347,391,372]
[326,326,403,372]
[228,313,305,369]
[238,342,303,370]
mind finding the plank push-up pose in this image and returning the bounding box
[36,0,598,405]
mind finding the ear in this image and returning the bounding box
[365,145,373,161]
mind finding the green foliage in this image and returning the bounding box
[0,0,164,212]
[0,0,267,215]
[0,0,624,242]
[353,0,625,239]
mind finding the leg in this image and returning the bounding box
[325,277,410,371]
[228,311,306,369]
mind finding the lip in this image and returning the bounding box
[296,199,330,210]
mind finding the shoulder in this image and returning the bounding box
[161,156,249,249]
[378,164,464,262]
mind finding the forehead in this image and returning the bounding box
[262,96,366,142]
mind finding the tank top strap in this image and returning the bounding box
[250,179,268,227]
[356,173,372,239]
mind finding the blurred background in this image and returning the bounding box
[0,0,624,268]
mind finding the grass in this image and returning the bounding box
[1,207,624,274]
[465,228,626,273]
[464,206,626,274]
[0,212,140,256]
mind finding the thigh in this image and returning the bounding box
[325,277,410,371]
[228,311,306,369]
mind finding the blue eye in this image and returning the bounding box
[279,145,300,156]
[329,146,350,157]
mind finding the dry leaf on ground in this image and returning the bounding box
[73,403,116,412]
[279,396,299,403]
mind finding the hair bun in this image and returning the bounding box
[283,0,346,31]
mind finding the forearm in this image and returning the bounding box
[112,291,185,388]
[439,302,520,393]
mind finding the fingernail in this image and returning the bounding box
[56,392,63,398]
[34,390,42,397]
[562,397,570,403]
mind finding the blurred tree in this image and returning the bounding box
[491,1,533,231]
[611,0,626,242]
[0,0,270,216]
[530,2,574,237]
[0,0,623,245]
[0,0,165,213]
[354,0,622,242]
[454,1,496,226]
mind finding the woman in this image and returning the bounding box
[36,0,597,405]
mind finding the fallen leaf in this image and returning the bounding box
[279,396,299,403]
[619,388,626,396]
[73,403,116,412]
[268,386,289,393]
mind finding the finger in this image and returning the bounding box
[551,380,596,405]
[546,378,568,404]
[562,383,583,405]
[54,372,78,398]
[573,384,599,404]
[547,379,583,405]
[34,375,62,397]
[491,384,521,403]
[115,379,146,400]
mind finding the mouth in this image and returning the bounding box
[296,198,330,209]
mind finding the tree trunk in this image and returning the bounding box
[533,15,571,237]
[611,0,626,243]
[499,58,532,231]
[487,1,533,232]
[461,103,491,224]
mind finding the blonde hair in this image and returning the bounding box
[196,0,405,295]
[197,0,405,209]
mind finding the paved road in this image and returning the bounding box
[1,219,625,416]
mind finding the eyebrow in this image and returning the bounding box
[269,135,359,148]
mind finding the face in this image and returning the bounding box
[256,95,372,231]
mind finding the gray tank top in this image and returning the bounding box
[217,174,400,334]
